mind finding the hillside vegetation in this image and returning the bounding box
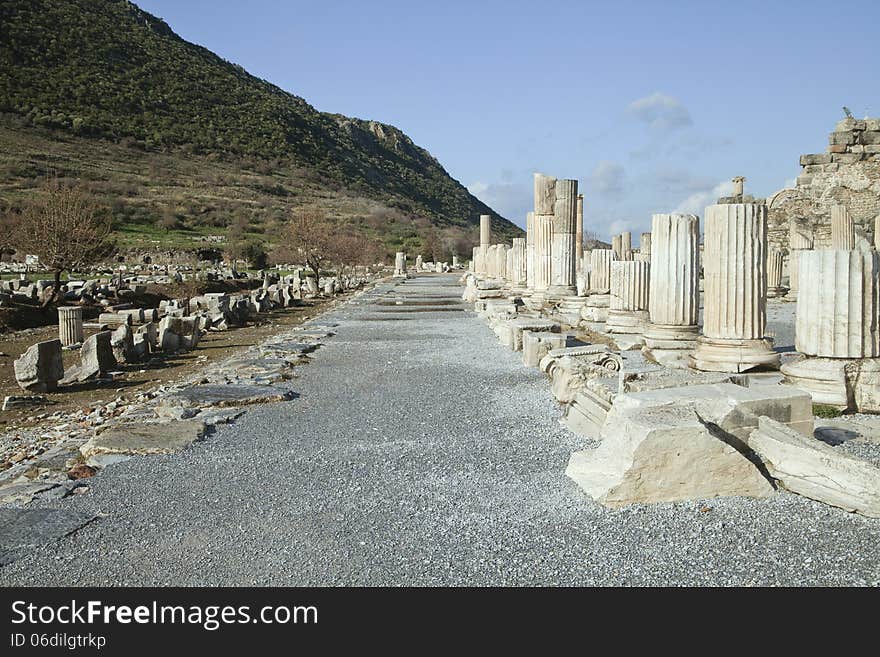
[0,0,521,257]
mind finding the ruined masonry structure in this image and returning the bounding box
[767,248,786,298]
[643,213,700,368]
[691,203,780,373]
[831,204,856,250]
[767,117,880,252]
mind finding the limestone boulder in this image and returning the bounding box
[566,403,775,507]
[749,417,880,518]
[13,340,64,392]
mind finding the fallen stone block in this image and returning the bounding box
[566,402,776,508]
[749,417,880,518]
[13,339,64,392]
[80,420,207,458]
[77,331,116,381]
[2,394,49,411]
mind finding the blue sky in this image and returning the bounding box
[137,0,880,238]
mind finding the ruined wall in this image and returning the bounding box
[768,118,880,253]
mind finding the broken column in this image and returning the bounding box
[525,212,536,290]
[643,213,700,368]
[576,194,584,267]
[529,174,555,307]
[766,248,786,298]
[394,252,407,278]
[691,203,779,372]
[786,224,813,301]
[581,248,617,329]
[781,247,880,410]
[550,178,580,305]
[478,214,492,276]
[620,231,632,261]
[510,238,527,289]
[612,234,622,260]
[58,306,84,346]
[607,260,650,349]
[635,232,651,262]
[830,205,855,250]
[13,339,64,392]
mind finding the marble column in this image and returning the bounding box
[576,194,585,266]
[415,255,423,271]
[635,232,652,262]
[830,205,855,250]
[471,246,479,274]
[607,260,650,349]
[875,214,880,250]
[581,248,618,328]
[58,306,84,346]
[511,238,527,287]
[549,178,578,297]
[526,212,536,290]
[782,248,880,409]
[766,248,786,298]
[478,214,492,277]
[612,234,622,260]
[691,203,779,372]
[394,252,407,278]
[643,213,700,368]
[620,231,633,261]
[532,214,553,293]
[786,225,813,301]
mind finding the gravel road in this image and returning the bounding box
[1,274,878,586]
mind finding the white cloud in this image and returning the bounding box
[627,92,693,132]
[672,179,735,215]
[589,161,625,197]
[467,180,532,227]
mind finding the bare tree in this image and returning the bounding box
[275,205,338,281]
[12,180,115,307]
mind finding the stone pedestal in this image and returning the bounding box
[607,260,650,349]
[830,205,855,250]
[58,306,84,346]
[549,178,578,297]
[643,213,700,368]
[781,248,880,409]
[691,203,779,373]
[766,248,786,298]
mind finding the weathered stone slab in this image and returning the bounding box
[78,331,116,380]
[0,508,97,566]
[160,384,295,409]
[13,339,64,392]
[566,403,775,507]
[749,417,880,518]
[80,420,207,458]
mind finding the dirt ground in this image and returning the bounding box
[0,295,341,429]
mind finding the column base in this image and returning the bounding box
[554,295,588,325]
[781,356,853,408]
[767,286,788,299]
[580,294,610,332]
[689,336,780,373]
[548,284,578,299]
[524,290,550,311]
[606,309,649,350]
[642,323,699,369]
[783,289,798,302]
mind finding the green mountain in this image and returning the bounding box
[0,0,520,254]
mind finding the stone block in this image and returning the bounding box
[80,421,207,458]
[749,417,880,518]
[79,331,116,380]
[829,131,856,146]
[799,153,831,166]
[13,340,64,392]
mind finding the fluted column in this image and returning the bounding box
[691,203,779,372]
[526,212,535,289]
[795,249,879,357]
[607,261,650,347]
[576,194,584,266]
[549,178,578,296]
[612,234,622,260]
[496,245,508,280]
[533,214,552,292]
[767,248,786,297]
[782,248,880,408]
[830,205,855,250]
[511,238,527,286]
[588,249,616,292]
[471,246,479,273]
[58,306,84,346]
[620,231,632,261]
[643,214,700,367]
[787,225,813,300]
[875,215,880,250]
